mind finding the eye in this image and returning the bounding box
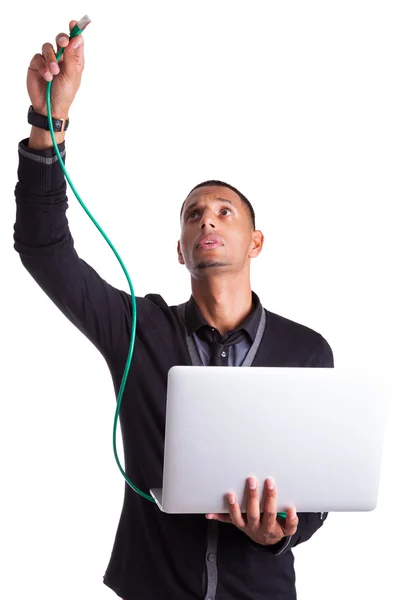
[187,211,198,220]
[220,208,232,216]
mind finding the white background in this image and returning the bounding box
[1,1,399,598]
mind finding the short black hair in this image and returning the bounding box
[180,179,256,229]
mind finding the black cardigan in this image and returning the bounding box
[14,138,334,600]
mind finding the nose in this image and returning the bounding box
[200,209,216,229]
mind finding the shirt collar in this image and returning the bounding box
[185,291,262,341]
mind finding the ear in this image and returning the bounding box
[249,230,264,259]
[177,240,185,265]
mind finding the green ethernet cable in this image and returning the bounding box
[44,14,288,521]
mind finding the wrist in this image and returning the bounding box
[28,126,65,150]
[28,105,69,133]
[253,532,285,547]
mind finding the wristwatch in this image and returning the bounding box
[27,104,69,132]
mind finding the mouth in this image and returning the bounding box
[196,234,223,250]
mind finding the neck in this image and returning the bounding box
[191,272,253,335]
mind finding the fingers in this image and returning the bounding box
[261,477,278,531]
[31,31,69,83]
[41,42,60,79]
[281,506,298,536]
[205,513,232,524]
[56,32,70,58]
[204,493,247,527]
[205,479,299,547]
[205,478,264,530]
[246,477,261,527]
[261,478,298,538]
[29,53,50,82]
[41,21,84,79]
[226,493,246,528]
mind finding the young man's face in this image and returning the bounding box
[177,185,263,277]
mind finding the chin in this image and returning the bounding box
[195,260,230,270]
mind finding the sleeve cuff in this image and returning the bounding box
[17,138,66,192]
[19,137,65,158]
[248,534,292,556]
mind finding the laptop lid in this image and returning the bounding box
[151,366,389,514]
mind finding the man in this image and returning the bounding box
[14,18,333,600]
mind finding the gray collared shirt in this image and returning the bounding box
[193,330,252,367]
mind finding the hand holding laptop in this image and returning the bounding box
[205,476,298,546]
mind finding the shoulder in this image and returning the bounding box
[267,309,323,344]
[266,309,334,367]
[135,293,170,314]
[134,293,184,332]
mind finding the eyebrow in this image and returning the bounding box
[183,198,234,217]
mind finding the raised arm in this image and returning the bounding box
[14,19,131,360]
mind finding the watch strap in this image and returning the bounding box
[28,105,69,132]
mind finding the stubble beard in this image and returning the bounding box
[195,260,230,270]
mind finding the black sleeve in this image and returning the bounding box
[13,138,132,360]
[249,333,334,556]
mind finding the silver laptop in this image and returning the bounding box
[150,366,389,514]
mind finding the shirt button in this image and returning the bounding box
[221,351,227,358]
[207,553,216,562]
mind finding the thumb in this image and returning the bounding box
[62,20,85,77]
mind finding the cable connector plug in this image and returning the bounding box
[70,14,91,39]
